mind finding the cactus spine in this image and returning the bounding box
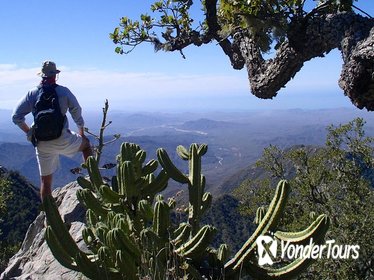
[44,142,330,280]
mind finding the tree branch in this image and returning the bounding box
[235,12,374,109]
[205,0,245,69]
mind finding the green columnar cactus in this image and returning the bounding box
[44,142,330,280]
[43,195,122,280]
[223,181,330,280]
[157,143,211,235]
[44,142,172,279]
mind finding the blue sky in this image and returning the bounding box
[0,0,373,112]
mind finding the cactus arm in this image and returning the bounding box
[135,149,146,165]
[172,223,192,246]
[99,184,121,204]
[187,144,205,234]
[111,175,119,193]
[157,148,189,184]
[175,225,216,259]
[141,159,158,176]
[152,199,171,239]
[119,142,138,162]
[188,144,201,190]
[142,170,169,199]
[76,189,109,219]
[120,161,139,198]
[74,251,101,280]
[197,144,208,156]
[245,221,329,280]
[44,196,109,279]
[140,228,163,251]
[43,195,82,257]
[86,156,103,192]
[217,244,230,262]
[107,228,141,260]
[97,245,114,267]
[274,214,330,245]
[255,206,266,225]
[77,176,93,191]
[138,199,154,222]
[117,160,125,196]
[176,145,190,160]
[244,257,315,280]
[95,224,109,245]
[82,227,96,249]
[200,191,212,216]
[224,180,290,273]
[45,227,77,271]
[86,209,98,227]
[115,250,138,279]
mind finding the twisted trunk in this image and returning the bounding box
[229,12,374,110]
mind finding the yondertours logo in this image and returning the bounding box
[256,234,360,266]
[256,235,278,266]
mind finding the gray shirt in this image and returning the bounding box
[12,84,84,129]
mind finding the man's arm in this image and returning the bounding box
[18,122,30,134]
[65,87,85,135]
[12,92,34,134]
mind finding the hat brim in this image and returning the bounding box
[37,70,61,77]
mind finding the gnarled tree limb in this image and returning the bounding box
[231,12,374,110]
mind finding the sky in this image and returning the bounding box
[0,0,373,113]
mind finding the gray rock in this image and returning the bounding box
[1,182,89,280]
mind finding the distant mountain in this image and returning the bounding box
[1,109,373,192]
[0,142,81,188]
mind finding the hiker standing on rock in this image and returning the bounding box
[12,61,92,200]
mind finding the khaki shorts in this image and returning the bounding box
[35,129,83,176]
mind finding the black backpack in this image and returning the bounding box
[33,84,65,142]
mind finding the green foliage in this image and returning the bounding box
[0,170,40,273]
[0,177,12,229]
[44,140,329,279]
[233,118,374,279]
[111,0,196,55]
[202,194,255,253]
[111,0,357,55]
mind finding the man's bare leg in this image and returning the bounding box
[40,174,53,201]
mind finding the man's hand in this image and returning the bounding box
[26,127,34,142]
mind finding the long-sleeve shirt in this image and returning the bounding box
[12,84,85,129]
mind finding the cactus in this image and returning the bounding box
[223,181,330,279]
[157,144,210,235]
[44,142,330,280]
[254,206,266,225]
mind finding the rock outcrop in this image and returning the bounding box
[1,182,88,280]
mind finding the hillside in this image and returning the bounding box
[0,166,40,273]
[0,166,40,244]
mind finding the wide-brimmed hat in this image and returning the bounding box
[37,61,61,78]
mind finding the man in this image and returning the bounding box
[12,61,92,200]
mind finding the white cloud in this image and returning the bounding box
[0,64,249,111]
[0,61,347,112]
